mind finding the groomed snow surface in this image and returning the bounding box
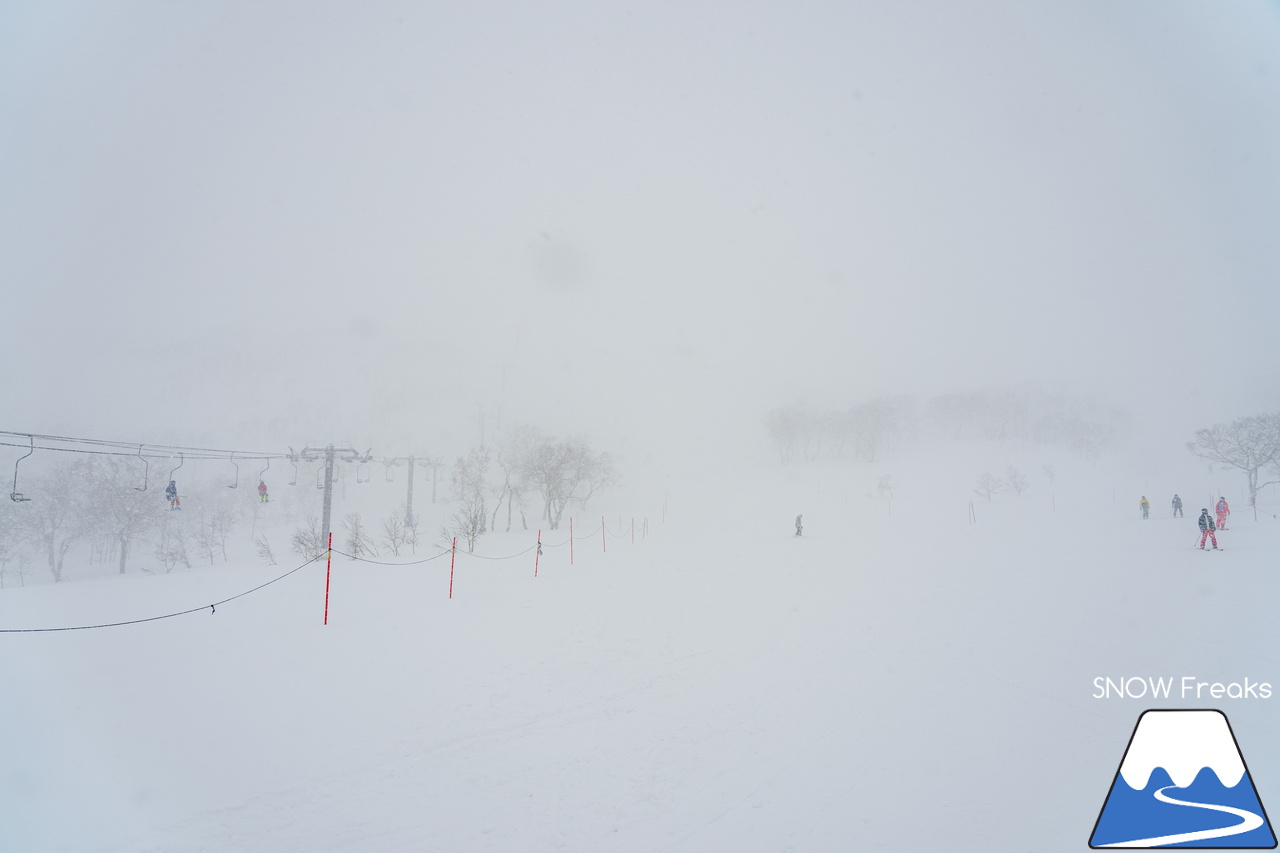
[3,445,1279,852]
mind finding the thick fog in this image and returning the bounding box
[2,2,1279,462]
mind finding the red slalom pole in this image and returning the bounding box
[449,537,457,599]
[323,531,333,625]
[602,516,607,553]
[570,517,574,565]
[534,530,542,577]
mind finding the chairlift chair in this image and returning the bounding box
[134,444,150,491]
[10,435,33,502]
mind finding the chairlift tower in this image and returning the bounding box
[294,444,372,545]
[383,455,439,527]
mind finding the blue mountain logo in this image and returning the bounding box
[1091,710,1276,848]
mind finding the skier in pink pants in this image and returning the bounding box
[1198,508,1220,550]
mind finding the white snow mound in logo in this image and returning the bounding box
[1119,710,1246,790]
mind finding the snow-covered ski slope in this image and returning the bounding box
[3,443,1278,852]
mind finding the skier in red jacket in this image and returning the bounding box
[1215,497,1230,530]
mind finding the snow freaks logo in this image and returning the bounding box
[1089,710,1277,848]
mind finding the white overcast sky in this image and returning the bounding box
[2,1,1278,458]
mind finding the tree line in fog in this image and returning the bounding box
[765,388,1128,464]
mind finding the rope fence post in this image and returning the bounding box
[534,530,542,577]
[449,537,457,599]
[323,531,333,625]
[570,517,574,565]
[631,518,634,543]
[602,516,607,553]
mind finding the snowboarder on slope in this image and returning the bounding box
[258,480,269,502]
[1215,497,1230,530]
[1198,508,1220,550]
[1139,496,1150,519]
[1172,494,1183,517]
[795,515,803,537]
[165,479,180,510]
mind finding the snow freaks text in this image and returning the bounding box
[1093,677,1273,700]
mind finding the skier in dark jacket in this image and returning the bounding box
[795,515,803,537]
[165,480,180,510]
[1172,494,1183,517]
[1198,508,1219,550]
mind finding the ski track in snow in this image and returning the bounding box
[1099,785,1264,847]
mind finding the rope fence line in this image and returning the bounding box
[455,544,539,561]
[2,511,661,630]
[0,554,326,633]
[329,549,452,566]
[334,517,635,564]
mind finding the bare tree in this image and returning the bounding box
[207,500,239,562]
[765,407,801,463]
[343,512,377,558]
[452,447,491,534]
[0,501,31,588]
[449,494,485,553]
[1006,466,1030,496]
[1188,413,1280,509]
[84,458,159,574]
[490,427,539,532]
[381,511,407,557]
[849,397,919,462]
[1042,464,1056,483]
[255,534,277,566]
[193,517,220,565]
[523,435,618,530]
[154,518,191,573]
[0,549,32,588]
[405,515,420,553]
[974,472,1004,503]
[291,515,327,560]
[20,460,89,582]
[877,474,896,499]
